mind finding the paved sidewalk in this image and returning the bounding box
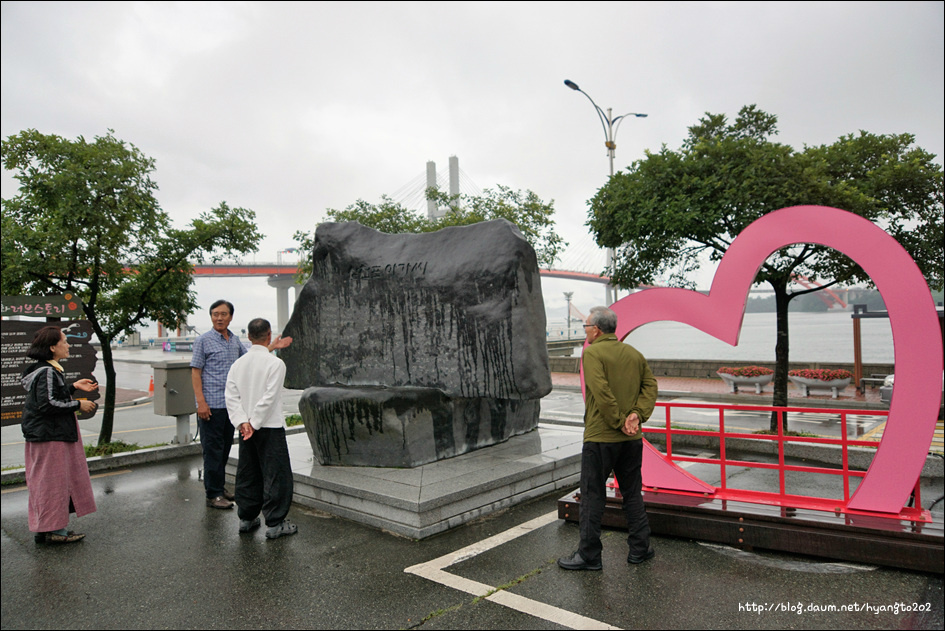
[113,371,886,407]
[550,372,885,405]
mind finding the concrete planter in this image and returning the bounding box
[789,376,852,399]
[716,371,773,394]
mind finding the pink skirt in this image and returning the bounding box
[24,421,96,532]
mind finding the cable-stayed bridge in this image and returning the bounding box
[383,156,612,284]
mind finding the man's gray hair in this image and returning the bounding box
[588,306,617,334]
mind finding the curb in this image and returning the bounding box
[115,395,153,409]
[1,425,308,486]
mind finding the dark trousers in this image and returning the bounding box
[579,440,651,564]
[199,409,234,499]
[235,427,293,527]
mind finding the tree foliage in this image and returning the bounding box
[2,129,263,444]
[318,195,432,235]
[588,106,943,426]
[294,185,565,277]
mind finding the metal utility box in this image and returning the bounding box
[152,360,197,416]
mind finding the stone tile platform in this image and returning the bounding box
[242,423,585,539]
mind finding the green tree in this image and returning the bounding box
[319,195,433,235]
[2,129,263,444]
[588,106,943,428]
[294,185,565,276]
[428,185,565,268]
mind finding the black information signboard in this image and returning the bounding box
[1,320,99,427]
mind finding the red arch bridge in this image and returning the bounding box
[190,264,612,333]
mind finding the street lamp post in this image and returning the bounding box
[564,79,647,305]
[564,291,574,340]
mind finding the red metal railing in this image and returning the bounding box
[635,401,931,522]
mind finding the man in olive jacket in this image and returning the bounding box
[558,306,658,571]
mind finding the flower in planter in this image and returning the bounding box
[788,368,853,381]
[717,366,774,378]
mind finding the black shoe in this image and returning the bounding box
[628,545,655,564]
[557,551,602,571]
[239,517,261,533]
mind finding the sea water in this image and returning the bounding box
[549,311,895,364]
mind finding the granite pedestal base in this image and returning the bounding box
[299,386,540,467]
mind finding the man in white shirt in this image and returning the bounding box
[225,318,297,539]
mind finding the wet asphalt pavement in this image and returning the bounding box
[2,454,942,630]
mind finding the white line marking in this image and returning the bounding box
[405,511,620,630]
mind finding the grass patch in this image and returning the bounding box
[411,603,464,627]
[84,441,166,457]
[407,565,548,627]
[471,566,546,605]
[286,414,304,427]
[2,464,26,486]
[752,429,821,438]
[670,423,713,432]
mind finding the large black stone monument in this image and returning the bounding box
[281,219,552,467]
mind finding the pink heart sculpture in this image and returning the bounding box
[584,205,942,514]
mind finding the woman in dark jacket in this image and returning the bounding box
[20,326,98,543]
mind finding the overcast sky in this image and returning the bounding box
[2,1,943,335]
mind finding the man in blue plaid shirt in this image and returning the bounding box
[191,300,291,509]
